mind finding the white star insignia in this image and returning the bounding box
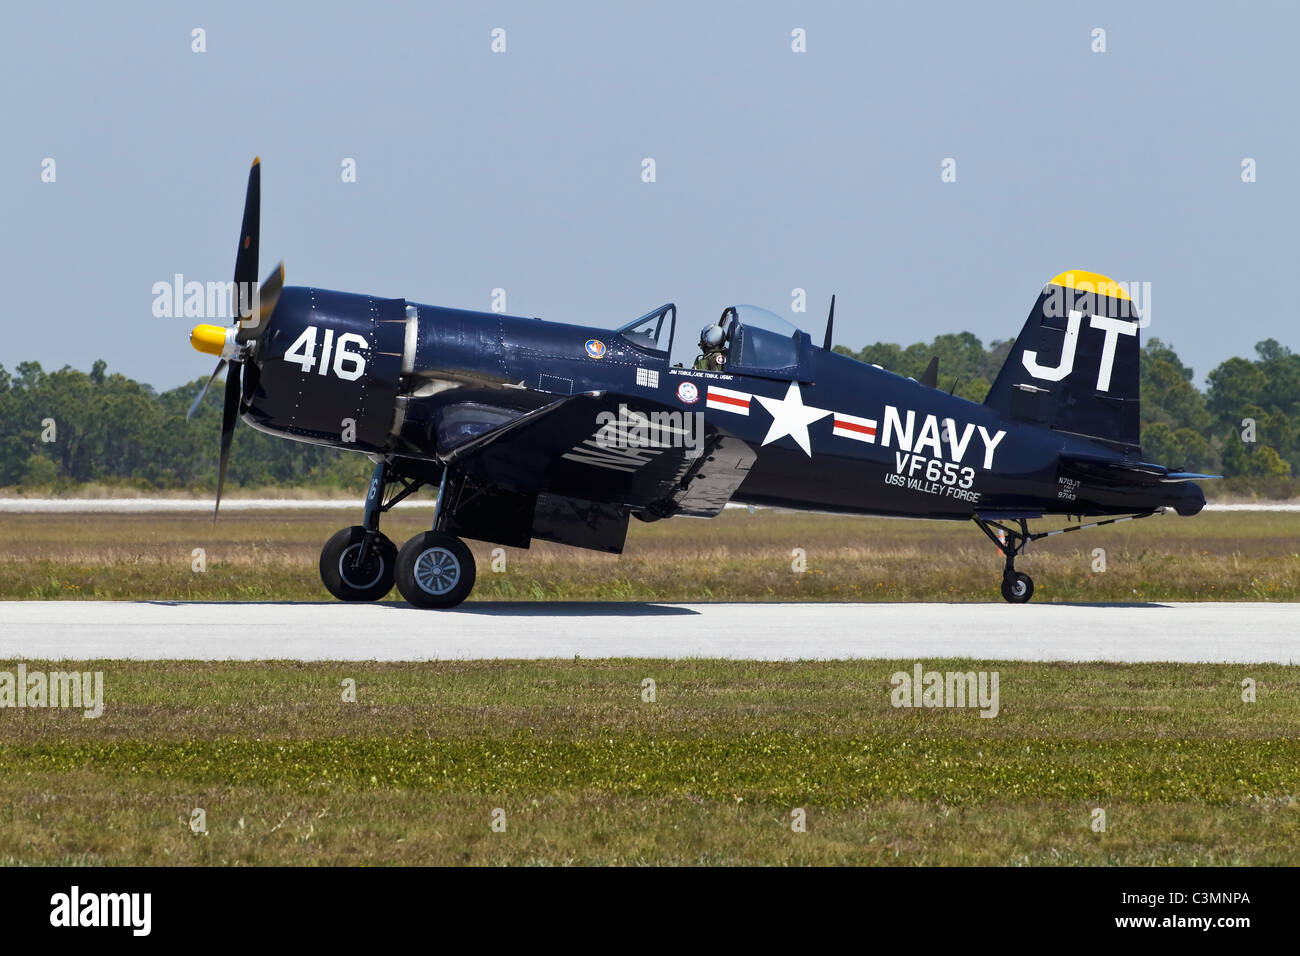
[754,381,831,457]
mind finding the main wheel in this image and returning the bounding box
[395,531,476,609]
[320,526,397,601]
[1000,571,1034,604]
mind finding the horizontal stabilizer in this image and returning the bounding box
[1060,453,1221,485]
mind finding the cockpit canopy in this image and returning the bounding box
[617,301,814,380]
[616,303,676,355]
[720,304,813,380]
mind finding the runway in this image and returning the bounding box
[0,601,1295,663]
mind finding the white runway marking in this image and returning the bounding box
[0,601,1295,663]
[1202,503,1300,512]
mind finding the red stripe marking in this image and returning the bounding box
[708,392,749,409]
[834,418,876,435]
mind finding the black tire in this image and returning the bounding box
[395,531,476,609]
[319,526,397,602]
[1000,571,1034,604]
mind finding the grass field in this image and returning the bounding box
[1,507,1297,603]
[3,511,1297,865]
[1,660,1297,865]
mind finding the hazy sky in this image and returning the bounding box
[2,1,1295,391]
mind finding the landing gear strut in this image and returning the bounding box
[973,511,1162,604]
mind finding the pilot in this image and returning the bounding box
[694,319,729,370]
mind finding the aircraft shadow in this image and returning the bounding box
[403,601,699,616]
[1040,601,1170,609]
[144,599,698,616]
[146,600,350,607]
[144,599,1171,611]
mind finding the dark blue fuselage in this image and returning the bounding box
[240,287,1204,522]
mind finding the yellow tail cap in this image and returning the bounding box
[190,324,228,357]
[1046,270,1131,302]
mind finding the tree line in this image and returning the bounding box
[0,361,371,491]
[1,334,1296,493]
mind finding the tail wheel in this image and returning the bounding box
[1001,572,1034,604]
[396,531,477,609]
[320,526,397,601]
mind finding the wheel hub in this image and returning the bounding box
[413,547,460,595]
[339,543,385,590]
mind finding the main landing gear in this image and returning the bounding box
[319,462,477,609]
[972,511,1161,604]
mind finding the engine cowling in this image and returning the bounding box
[241,287,408,453]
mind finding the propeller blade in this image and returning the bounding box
[236,262,285,343]
[186,360,227,420]
[210,159,262,518]
[823,295,835,351]
[214,362,241,519]
[234,158,260,290]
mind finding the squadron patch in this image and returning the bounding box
[585,339,607,359]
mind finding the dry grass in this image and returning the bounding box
[0,483,367,500]
[0,508,1297,602]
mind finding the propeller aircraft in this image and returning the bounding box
[188,160,1214,608]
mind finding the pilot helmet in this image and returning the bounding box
[701,324,725,348]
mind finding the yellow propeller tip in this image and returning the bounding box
[252,155,260,166]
